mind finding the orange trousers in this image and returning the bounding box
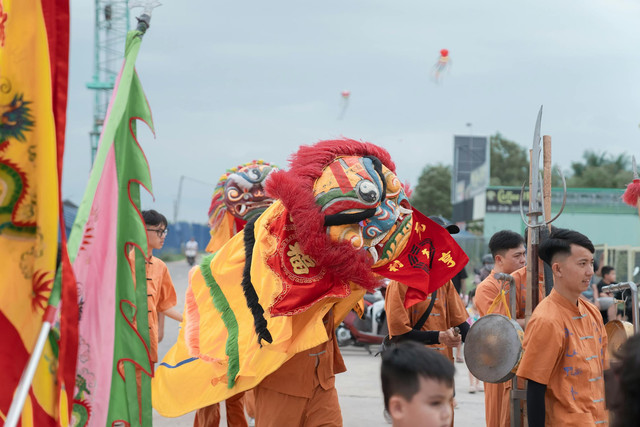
[193,392,247,427]
[484,382,510,427]
[244,390,255,419]
[253,384,342,427]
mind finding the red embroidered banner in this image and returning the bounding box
[373,209,468,308]
[266,209,350,316]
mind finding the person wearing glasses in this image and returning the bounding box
[136,210,183,364]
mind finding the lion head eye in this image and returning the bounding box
[357,180,380,204]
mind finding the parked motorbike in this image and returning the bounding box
[336,289,388,354]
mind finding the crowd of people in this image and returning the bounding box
[139,142,638,427]
[145,211,638,426]
[382,227,638,427]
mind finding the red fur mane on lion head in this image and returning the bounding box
[265,138,396,291]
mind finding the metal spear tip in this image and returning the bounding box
[532,105,543,147]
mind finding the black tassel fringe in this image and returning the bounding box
[241,217,273,346]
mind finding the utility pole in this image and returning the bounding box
[173,175,215,225]
[173,175,185,225]
[87,1,131,165]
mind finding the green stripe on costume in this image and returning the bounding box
[199,253,240,388]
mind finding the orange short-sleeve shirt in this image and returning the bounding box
[511,266,545,319]
[130,254,177,363]
[385,280,468,360]
[475,266,544,319]
[475,270,504,317]
[516,290,608,426]
[474,271,512,427]
[147,257,177,362]
[474,267,544,427]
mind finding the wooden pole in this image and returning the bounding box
[540,135,554,299]
[543,136,552,229]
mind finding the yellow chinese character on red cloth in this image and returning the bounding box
[388,260,404,272]
[414,222,426,239]
[438,251,455,268]
[287,242,316,274]
[421,248,430,258]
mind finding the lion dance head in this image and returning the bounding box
[206,160,278,252]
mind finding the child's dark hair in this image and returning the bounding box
[142,209,167,228]
[381,341,454,411]
[601,266,615,277]
[538,228,594,265]
[488,230,525,258]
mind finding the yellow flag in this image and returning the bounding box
[0,0,60,424]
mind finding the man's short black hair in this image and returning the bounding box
[488,230,525,258]
[381,341,454,411]
[142,209,167,228]
[538,228,594,265]
[601,266,615,277]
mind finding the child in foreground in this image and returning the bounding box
[381,341,455,427]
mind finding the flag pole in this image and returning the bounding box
[129,0,161,35]
[4,308,56,427]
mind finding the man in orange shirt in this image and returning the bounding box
[474,230,526,427]
[386,280,465,356]
[130,210,183,416]
[385,217,469,361]
[516,228,608,426]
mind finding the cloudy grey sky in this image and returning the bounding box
[63,0,640,223]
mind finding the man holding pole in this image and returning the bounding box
[474,230,527,427]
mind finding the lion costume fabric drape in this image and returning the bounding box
[153,139,467,416]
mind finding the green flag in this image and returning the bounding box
[67,28,154,426]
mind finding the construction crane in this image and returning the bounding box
[86,1,131,164]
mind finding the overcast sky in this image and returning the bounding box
[62,0,640,223]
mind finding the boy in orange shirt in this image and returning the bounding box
[130,210,183,416]
[139,210,183,364]
[516,228,608,426]
[381,341,455,427]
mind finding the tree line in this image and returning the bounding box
[411,133,634,219]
